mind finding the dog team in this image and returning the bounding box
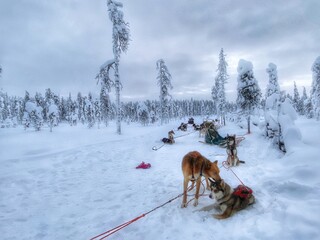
[162,118,254,219]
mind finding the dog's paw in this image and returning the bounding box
[193,199,199,207]
[181,202,187,208]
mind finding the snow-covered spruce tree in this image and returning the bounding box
[77,93,85,124]
[96,59,115,126]
[24,101,43,131]
[47,100,59,132]
[311,56,320,120]
[107,0,130,134]
[94,98,101,128]
[214,48,228,125]
[236,59,261,134]
[305,97,314,118]
[265,63,280,110]
[211,80,218,115]
[137,101,149,126]
[264,64,285,149]
[300,86,308,116]
[293,81,304,115]
[85,93,95,128]
[157,59,173,125]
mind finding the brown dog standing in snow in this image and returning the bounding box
[181,151,222,208]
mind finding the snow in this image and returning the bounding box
[1,117,320,240]
[25,101,42,115]
[100,59,115,70]
[265,92,280,110]
[237,59,253,75]
[48,104,58,116]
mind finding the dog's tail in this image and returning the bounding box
[239,160,245,164]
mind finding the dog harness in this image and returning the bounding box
[233,185,253,199]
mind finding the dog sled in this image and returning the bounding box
[204,126,245,147]
[205,127,228,147]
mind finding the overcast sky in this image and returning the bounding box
[0,0,319,102]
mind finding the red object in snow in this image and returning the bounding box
[233,185,253,199]
[136,161,151,169]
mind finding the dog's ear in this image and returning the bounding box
[213,160,218,165]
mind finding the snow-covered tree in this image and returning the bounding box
[94,98,101,128]
[137,101,149,126]
[85,93,95,128]
[24,101,43,131]
[236,59,261,133]
[265,63,280,98]
[96,59,115,126]
[293,81,303,115]
[214,48,228,125]
[157,59,173,125]
[107,0,130,134]
[265,63,280,111]
[311,56,320,120]
[300,86,308,116]
[305,97,314,119]
[77,93,85,124]
[47,100,59,132]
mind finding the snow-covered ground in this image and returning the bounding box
[1,117,319,240]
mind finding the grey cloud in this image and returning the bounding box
[0,0,319,101]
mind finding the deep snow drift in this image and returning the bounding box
[0,117,319,240]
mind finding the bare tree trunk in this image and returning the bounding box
[247,115,251,134]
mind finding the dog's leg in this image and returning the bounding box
[236,157,240,166]
[193,178,201,207]
[190,180,195,190]
[181,179,189,208]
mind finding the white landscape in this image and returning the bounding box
[1,1,320,240]
[1,116,319,240]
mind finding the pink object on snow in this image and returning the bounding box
[136,161,151,169]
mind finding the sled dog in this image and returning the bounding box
[226,134,241,166]
[198,178,255,219]
[162,130,175,144]
[178,123,188,131]
[181,151,221,208]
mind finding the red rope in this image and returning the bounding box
[90,184,195,240]
[222,161,245,185]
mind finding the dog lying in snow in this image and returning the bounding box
[198,178,255,219]
[162,130,175,144]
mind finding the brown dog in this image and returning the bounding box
[181,151,221,208]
